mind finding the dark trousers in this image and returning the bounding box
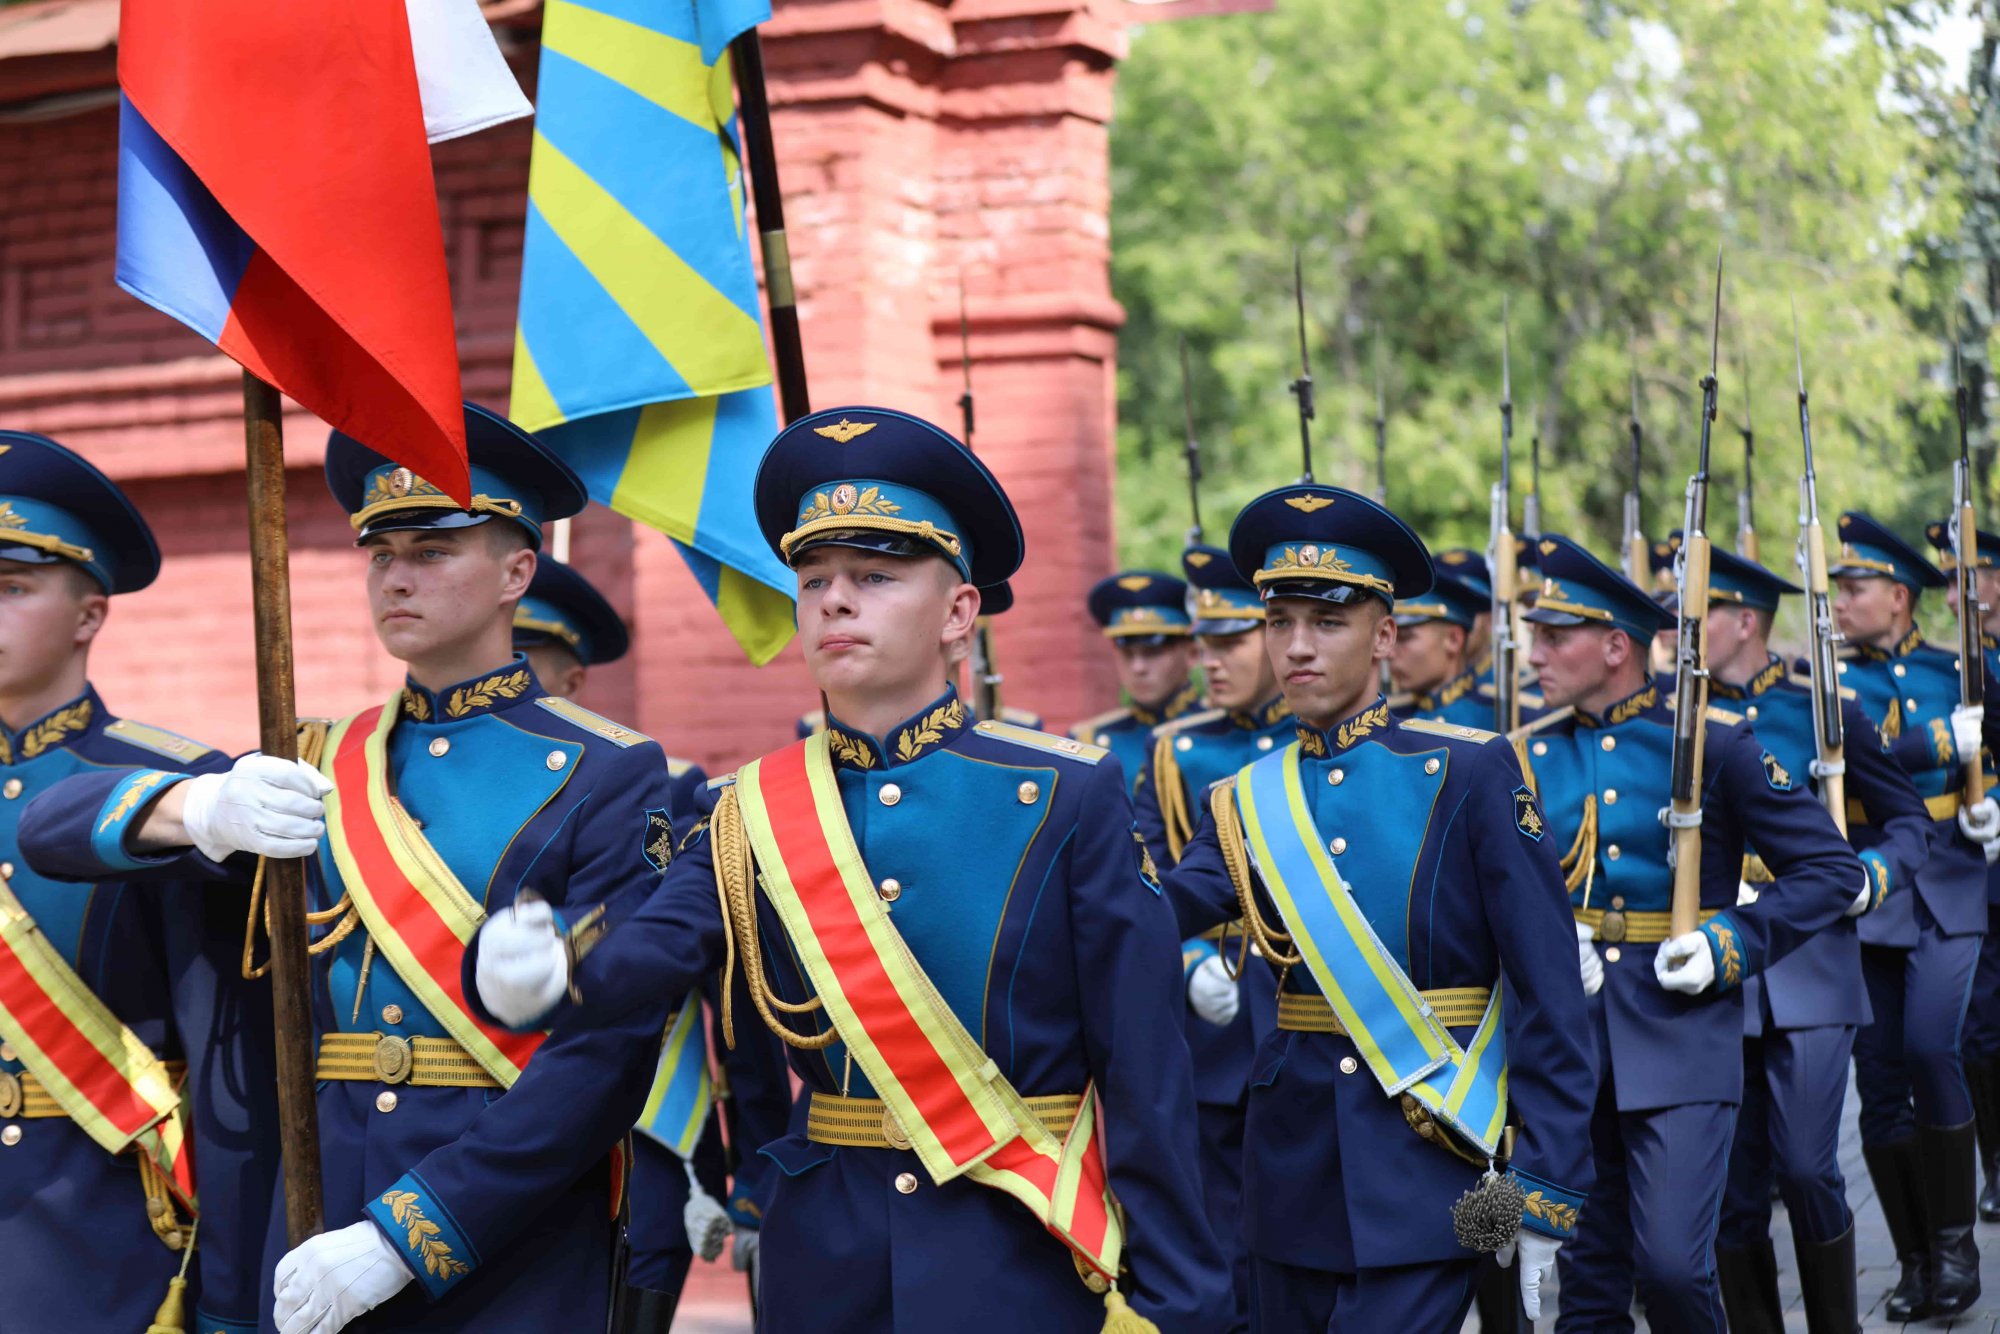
[1856,928,1980,1144]
[1555,1090,1735,1334]
[1250,1254,1478,1334]
[1720,1025,1856,1247]
[1197,1098,1252,1334]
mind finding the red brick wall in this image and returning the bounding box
[0,5,1125,767]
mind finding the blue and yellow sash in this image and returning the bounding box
[635,1001,713,1158]
[1235,745,1509,1155]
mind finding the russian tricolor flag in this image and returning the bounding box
[114,0,532,501]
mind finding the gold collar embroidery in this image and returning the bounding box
[1712,656,1787,701]
[1132,679,1203,729]
[1579,683,1659,729]
[0,697,94,765]
[825,691,972,771]
[1415,670,1478,714]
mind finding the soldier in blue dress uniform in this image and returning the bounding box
[1927,517,2000,1225]
[1696,549,1933,1334]
[2,431,279,1334]
[1127,541,1290,1332]
[514,556,791,1332]
[468,405,1234,1332]
[1433,548,1495,687]
[20,405,682,1334]
[1155,486,1595,1331]
[1390,558,1505,729]
[1512,536,1861,1334]
[1071,570,1203,781]
[1830,511,1999,1319]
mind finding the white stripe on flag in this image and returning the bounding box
[405,0,534,144]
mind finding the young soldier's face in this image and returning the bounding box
[0,559,104,705]
[1833,575,1905,645]
[1388,620,1463,695]
[1528,623,1627,709]
[363,526,534,665]
[1197,627,1276,712]
[1112,637,1193,710]
[1943,567,2000,634]
[524,643,587,700]
[796,546,975,700]
[1263,595,1392,726]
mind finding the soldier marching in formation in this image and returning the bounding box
[18,284,2000,1334]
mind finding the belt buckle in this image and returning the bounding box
[881,1105,912,1151]
[0,1071,19,1118]
[373,1035,414,1085]
[1597,909,1628,944]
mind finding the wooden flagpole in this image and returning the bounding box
[240,372,325,1244]
[730,29,811,424]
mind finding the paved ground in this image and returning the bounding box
[658,1074,2000,1331]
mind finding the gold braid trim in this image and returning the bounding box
[242,722,357,980]
[1154,732,1195,862]
[1561,794,1598,905]
[1207,780,1300,980]
[711,785,838,1052]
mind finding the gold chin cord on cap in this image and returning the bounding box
[348,493,525,533]
[778,516,963,563]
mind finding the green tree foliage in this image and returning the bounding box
[1110,0,1965,587]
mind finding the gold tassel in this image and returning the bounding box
[146,1218,197,1333]
[1100,1290,1160,1334]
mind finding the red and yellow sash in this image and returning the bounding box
[0,874,194,1209]
[321,697,544,1088]
[734,736,1125,1282]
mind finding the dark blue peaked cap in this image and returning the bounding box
[1228,484,1432,606]
[1182,543,1263,635]
[1831,512,1946,591]
[327,402,586,550]
[0,431,160,593]
[754,406,1023,589]
[513,558,630,666]
[1923,517,2000,574]
[1086,570,1191,641]
[1395,564,1489,629]
[1706,547,1801,613]
[1524,534,1673,644]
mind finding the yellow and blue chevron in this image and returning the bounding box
[512,0,795,663]
[636,1001,714,1158]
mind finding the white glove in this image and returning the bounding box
[473,899,569,1027]
[1655,930,1717,994]
[1186,954,1240,1026]
[273,1220,414,1334]
[1575,921,1603,997]
[731,1225,760,1275]
[180,754,333,861]
[1958,794,2000,845]
[683,1160,729,1262]
[1952,704,1986,763]
[1495,1228,1563,1320]
[1847,866,1875,917]
[1735,879,1759,907]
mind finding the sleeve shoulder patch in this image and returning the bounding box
[534,697,652,748]
[1761,750,1794,791]
[643,808,675,872]
[1131,824,1161,892]
[101,718,215,765]
[1400,717,1499,743]
[973,719,1107,764]
[1513,784,1546,841]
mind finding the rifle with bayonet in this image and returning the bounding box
[1525,404,1543,543]
[1623,347,1648,584]
[1667,251,1725,941]
[1953,332,1987,808]
[1373,327,1388,503]
[959,276,1003,723]
[1180,337,1204,546]
[1489,298,1520,735]
[1737,338,1757,562]
[1791,298,1846,834]
[1289,248,1316,484]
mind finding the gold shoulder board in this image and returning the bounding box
[102,719,215,763]
[705,772,739,792]
[1070,706,1133,741]
[1787,672,1857,700]
[534,697,652,748]
[1155,708,1226,738]
[1400,717,1498,743]
[1507,706,1575,742]
[973,719,1108,764]
[1706,704,1745,725]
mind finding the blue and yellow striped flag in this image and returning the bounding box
[637,1002,715,1158]
[511,0,796,664]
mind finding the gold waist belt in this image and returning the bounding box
[1848,790,1967,826]
[0,1059,186,1120]
[1574,906,1720,945]
[805,1091,1082,1150]
[1276,987,1493,1034]
[316,1033,501,1088]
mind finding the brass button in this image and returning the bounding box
[1424,758,1440,775]
[0,1043,14,1062]
[0,1073,17,1118]
[1604,947,1622,964]
[1095,734,1110,747]
[878,878,902,902]
[1906,698,1920,713]
[1329,837,1348,855]
[1746,706,1759,721]
[428,737,450,757]
[895,1172,919,1194]
[2,779,20,800]
[1339,1056,1359,1075]
[547,750,568,771]
[1329,769,1345,786]
[1257,736,1274,751]
[1600,736,1617,752]
[1176,736,1193,752]
[1603,789,1618,805]
[1610,896,1625,910]
[0,862,11,879]
[1606,844,1621,861]
[375,1090,399,1113]
[1,1125,21,1146]
[879,783,902,807]
[1598,910,1628,943]
[1017,781,1040,804]
[1894,663,1907,678]
[1837,661,1848,674]
[381,1004,404,1026]
[1533,741,1548,756]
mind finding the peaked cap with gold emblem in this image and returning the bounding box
[1181,543,1264,635]
[754,405,1023,588]
[1829,511,1946,591]
[1228,484,1432,606]
[1086,570,1191,642]
[513,557,630,665]
[0,431,159,593]
[1523,533,1672,643]
[326,402,586,549]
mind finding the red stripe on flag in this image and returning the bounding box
[758,744,995,1164]
[0,942,169,1141]
[332,708,543,1070]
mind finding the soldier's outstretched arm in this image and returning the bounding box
[18,753,247,885]
[1842,697,1938,904]
[1065,759,1236,1330]
[1157,810,1243,939]
[1467,739,1594,1234]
